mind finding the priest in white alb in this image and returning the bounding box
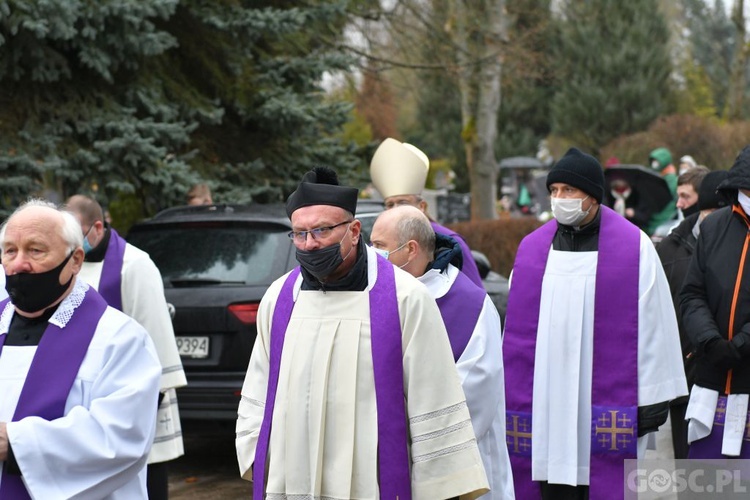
[66,194,187,498]
[236,167,489,499]
[503,148,688,499]
[370,205,514,499]
[0,199,162,499]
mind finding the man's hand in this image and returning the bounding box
[705,337,742,371]
[0,422,8,461]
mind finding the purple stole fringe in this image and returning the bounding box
[688,396,750,458]
[503,206,640,500]
[0,290,108,499]
[98,229,127,311]
[435,270,485,361]
[253,257,411,499]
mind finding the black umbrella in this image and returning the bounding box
[604,164,673,215]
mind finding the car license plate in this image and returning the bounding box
[177,336,209,358]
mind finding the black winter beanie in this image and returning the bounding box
[546,148,605,203]
[698,170,730,210]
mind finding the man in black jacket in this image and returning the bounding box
[681,145,750,458]
[657,169,729,458]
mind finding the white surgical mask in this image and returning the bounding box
[551,196,591,226]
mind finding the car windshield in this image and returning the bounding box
[128,223,291,287]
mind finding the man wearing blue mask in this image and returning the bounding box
[66,195,186,500]
[236,166,489,499]
[370,138,484,288]
[503,148,687,499]
[370,205,514,499]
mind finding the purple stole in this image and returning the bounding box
[435,270,485,361]
[0,289,108,499]
[688,396,750,458]
[504,206,640,499]
[253,257,411,499]
[431,221,484,288]
[97,229,127,311]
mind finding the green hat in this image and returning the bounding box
[649,147,673,171]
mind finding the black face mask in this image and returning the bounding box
[6,251,74,313]
[296,243,345,281]
[682,203,700,218]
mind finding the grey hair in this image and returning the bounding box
[395,210,435,255]
[0,198,84,252]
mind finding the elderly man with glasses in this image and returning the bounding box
[236,166,489,499]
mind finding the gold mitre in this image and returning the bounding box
[370,138,429,199]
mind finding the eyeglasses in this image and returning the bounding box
[288,220,353,242]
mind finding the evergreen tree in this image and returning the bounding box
[0,0,357,222]
[551,0,673,155]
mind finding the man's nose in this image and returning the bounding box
[302,232,321,250]
[4,256,33,274]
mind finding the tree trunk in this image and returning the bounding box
[453,0,505,220]
[726,0,747,120]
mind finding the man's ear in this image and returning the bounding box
[70,247,85,273]
[407,239,419,258]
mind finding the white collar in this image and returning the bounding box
[417,264,459,300]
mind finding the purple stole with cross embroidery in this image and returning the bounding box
[97,229,127,311]
[688,396,750,458]
[253,256,411,499]
[435,270,485,361]
[0,289,108,499]
[503,205,640,499]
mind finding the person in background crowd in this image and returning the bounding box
[369,137,484,288]
[679,155,698,175]
[676,166,711,219]
[186,183,213,206]
[681,145,750,459]
[371,204,514,499]
[236,167,489,499]
[503,148,687,499]
[607,176,650,231]
[646,147,678,235]
[0,199,161,498]
[657,169,730,459]
[66,194,187,500]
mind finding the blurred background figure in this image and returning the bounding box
[186,183,213,206]
[679,155,698,175]
[647,147,678,235]
[608,177,651,231]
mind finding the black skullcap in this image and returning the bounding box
[285,166,359,218]
[546,148,605,203]
[698,170,730,210]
